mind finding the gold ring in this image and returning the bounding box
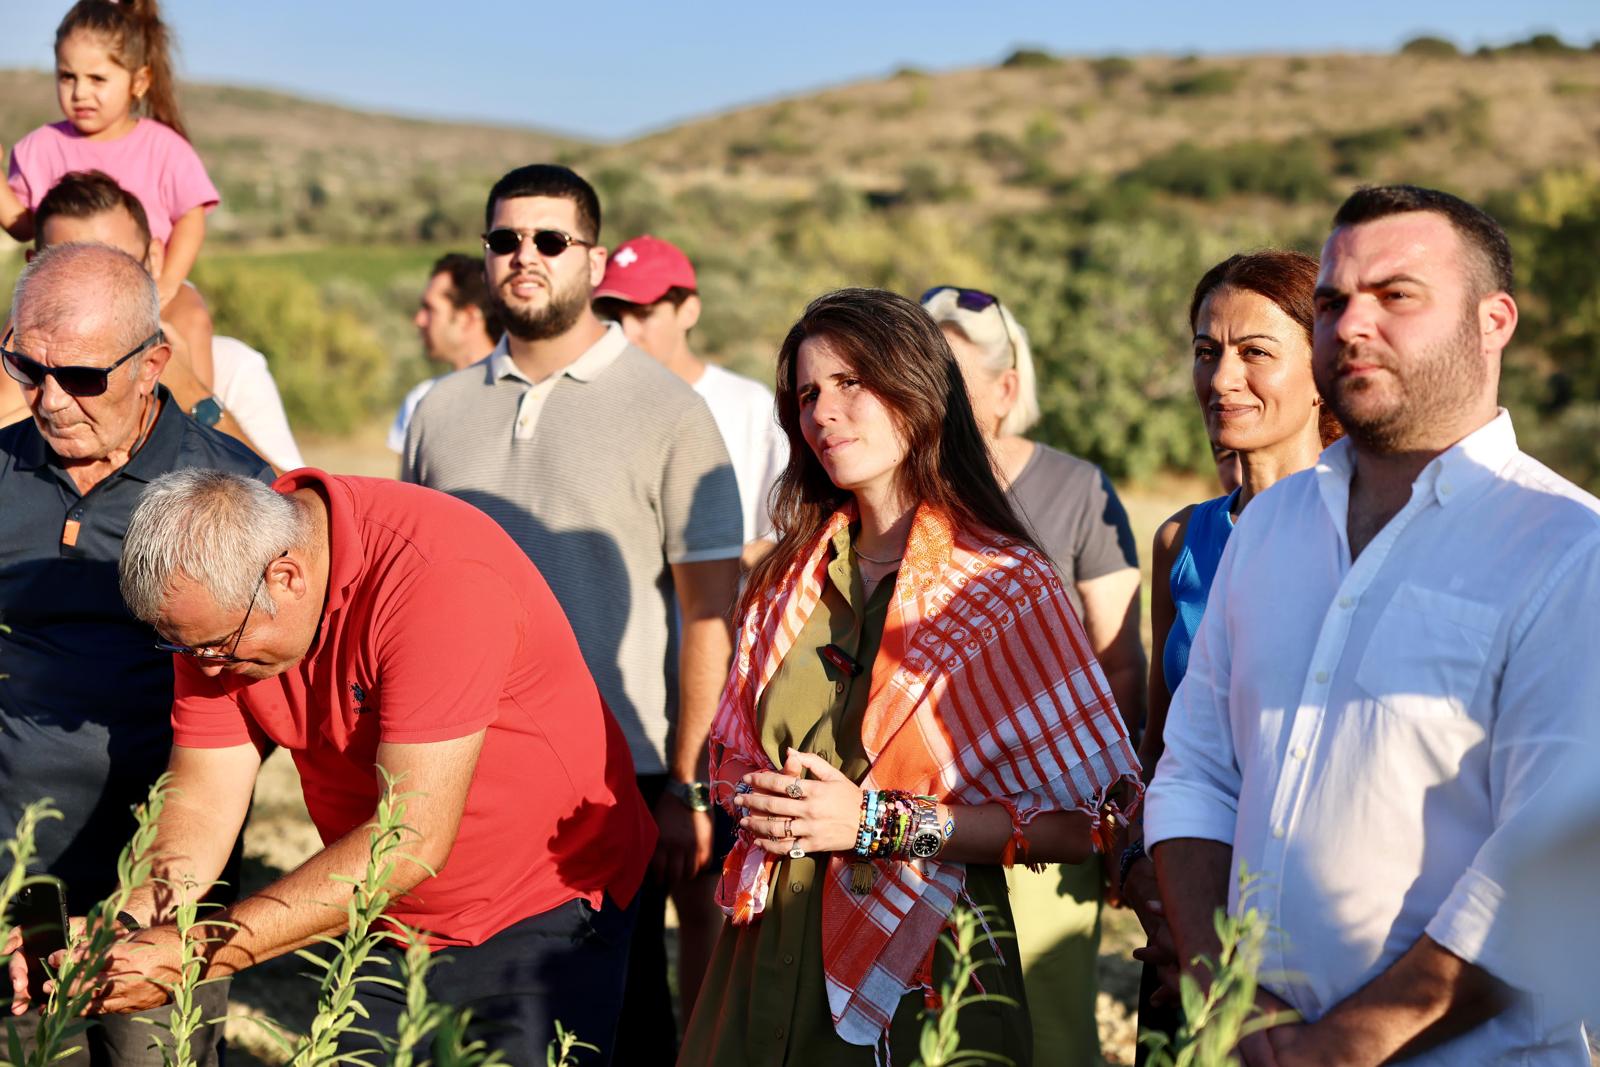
[784,817,795,838]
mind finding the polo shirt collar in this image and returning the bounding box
[486,321,628,386]
[271,467,363,621]
[12,384,183,484]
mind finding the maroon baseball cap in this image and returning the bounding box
[594,235,698,305]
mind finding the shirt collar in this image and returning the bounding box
[486,321,628,386]
[270,467,363,623]
[13,384,183,482]
[1315,407,1518,517]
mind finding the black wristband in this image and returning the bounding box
[115,910,142,932]
[1118,839,1147,887]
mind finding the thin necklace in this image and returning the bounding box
[855,546,903,565]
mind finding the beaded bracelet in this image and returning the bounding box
[854,789,938,859]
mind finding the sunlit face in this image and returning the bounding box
[1192,286,1321,455]
[155,568,314,681]
[611,296,697,364]
[413,272,472,363]
[795,335,909,505]
[1312,213,1492,451]
[56,31,148,140]
[942,325,1014,440]
[10,312,163,462]
[484,195,605,342]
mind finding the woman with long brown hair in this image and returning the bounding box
[678,288,1141,1065]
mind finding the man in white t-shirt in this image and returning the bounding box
[210,335,303,472]
[387,252,502,454]
[593,235,786,567]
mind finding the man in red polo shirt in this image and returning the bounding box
[98,467,653,1064]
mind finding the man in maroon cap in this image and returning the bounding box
[594,235,787,570]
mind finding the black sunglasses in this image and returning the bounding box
[153,551,286,664]
[0,327,164,399]
[921,286,1017,367]
[482,228,595,258]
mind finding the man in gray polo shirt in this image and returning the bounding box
[401,164,742,1060]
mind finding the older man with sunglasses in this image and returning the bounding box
[0,242,270,1066]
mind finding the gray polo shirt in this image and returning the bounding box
[402,324,743,774]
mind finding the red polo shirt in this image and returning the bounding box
[172,470,653,947]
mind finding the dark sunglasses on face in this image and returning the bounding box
[482,228,595,258]
[920,285,1017,368]
[0,327,164,398]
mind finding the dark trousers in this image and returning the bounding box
[1134,959,1182,1066]
[335,895,637,1066]
[617,774,679,1063]
[3,979,229,1066]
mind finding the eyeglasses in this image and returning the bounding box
[921,285,1017,368]
[0,327,164,398]
[153,551,287,663]
[482,228,595,258]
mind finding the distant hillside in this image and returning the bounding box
[0,70,582,242]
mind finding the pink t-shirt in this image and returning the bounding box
[7,119,219,243]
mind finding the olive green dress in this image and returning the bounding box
[678,528,1031,1067]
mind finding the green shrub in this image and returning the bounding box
[1163,68,1240,97]
[1126,139,1331,204]
[1399,35,1460,57]
[1091,56,1136,86]
[1000,47,1059,69]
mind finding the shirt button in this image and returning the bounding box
[1314,670,1329,684]
[816,749,829,761]
[791,881,803,894]
[1273,826,1286,839]
[1338,596,1353,609]
[834,681,845,695]
[775,1025,786,1039]
[1440,483,1453,496]
[783,953,795,965]
[1291,746,1308,761]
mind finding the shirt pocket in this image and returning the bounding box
[1355,582,1501,719]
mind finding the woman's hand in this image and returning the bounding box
[734,749,864,856]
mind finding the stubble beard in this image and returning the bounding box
[1320,309,1486,453]
[493,272,591,343]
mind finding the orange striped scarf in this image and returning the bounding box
[709,503,1142,1046]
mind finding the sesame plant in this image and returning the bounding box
[1139,867,1299,1067]
[912,904,1018,1067]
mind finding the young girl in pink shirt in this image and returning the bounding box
[2,0,219,384]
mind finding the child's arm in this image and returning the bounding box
[158,205,206,307]
[164,284,214,390]
[0,142,34,242]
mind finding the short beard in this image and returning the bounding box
[493,277,590,342]
[1321,308,1485,453]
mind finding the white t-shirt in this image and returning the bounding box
[211,336,304,472]
[388,377,438,454]
[692,362,786,543]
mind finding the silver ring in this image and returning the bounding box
[789,845,806,859]
[786,781,805,799]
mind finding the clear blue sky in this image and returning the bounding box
[3,0,1597,139]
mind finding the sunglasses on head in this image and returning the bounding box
[482,228,595,258]
[921,285,1017,367]
[0,327,164,398]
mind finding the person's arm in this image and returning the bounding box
[157,322,274,470]
[157,206,205,308]
[1076,568,1145,739]
[162,281,214,390]
[1141,509,1190,778]
[655,556,739,884]
[0,149,32,242]
[86,732,485,1014]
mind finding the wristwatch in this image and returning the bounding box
[189,396,224,427]
[665,779,712,813]
[908,805,956,860]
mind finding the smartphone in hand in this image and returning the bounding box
[9,881,69,1005]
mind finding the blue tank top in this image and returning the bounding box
[1162,490,1239,695]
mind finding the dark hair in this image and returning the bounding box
[1189,249,1343,447]
[430,252,503,339]
[33,169,152,249]
[592,286,696,321]
[742,288,1040,615]
[57,0,186,140]
[484,164,601,242]
[1332,184,1514,297]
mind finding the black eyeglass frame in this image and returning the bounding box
[0,327,165,399]
[920,285,1017,369]
[481,228,596,258]
[153,551,288,664]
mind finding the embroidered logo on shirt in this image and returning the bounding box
[613,247,639,268]
[350,682,369,713]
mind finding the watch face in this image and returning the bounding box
[909,830,942,859]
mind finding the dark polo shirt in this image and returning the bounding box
[0,387,272,912]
